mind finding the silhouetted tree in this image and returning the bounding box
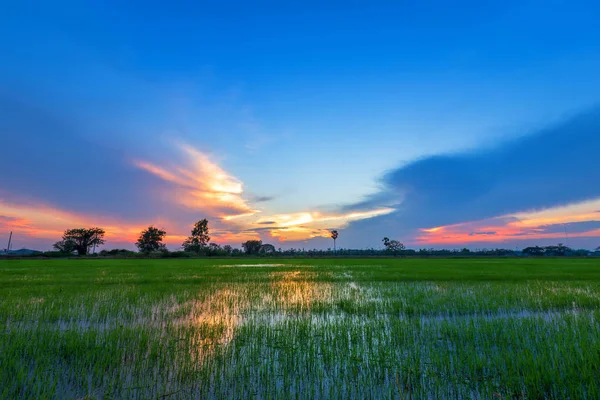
[544,243,571,256]
[260,243,276,254]
[205,242,221,256]
[330,230,339,252]
[136,226,166,253]
[382,237,405,256]
[523,246,545,256]
[53,228,105,255]
[242,240,263,255]
[182,219,210,254]
[53,239,76,253]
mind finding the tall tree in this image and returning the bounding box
[53,228,105,255]
[242,240,263,255]
[182,219,211,253]
[330,230,339,252]
[136,226,167,253]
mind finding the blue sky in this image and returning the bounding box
[1,0,600,250]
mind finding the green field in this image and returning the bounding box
[2,258,600,399]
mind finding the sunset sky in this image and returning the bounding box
[1,1,600,251]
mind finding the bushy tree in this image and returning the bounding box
[182,219,210,254]
[206,243,221,256]
[523,246,545,256]
[53,228,105,255]
[98,249,136,257]
[259,243,276,254]
[53,239,76,253]
[382,237,405,256]
[544,243,571,256]
[136,226,167,253]
[242,240,263,255]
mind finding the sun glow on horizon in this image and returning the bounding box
[1,144,394,248]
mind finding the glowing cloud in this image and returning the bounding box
[244,208,395,242]
[417,198,600,245]
[134,143,257,218]
[0,199,178,248]
[134,142,395,243]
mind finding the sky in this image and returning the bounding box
[1,0,600,251]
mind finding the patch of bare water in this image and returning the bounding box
[224,263,286,267]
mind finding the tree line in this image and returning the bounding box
[44,220,599,258]
[51,219,301,256]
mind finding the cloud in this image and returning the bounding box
[540,221,600,234]
[468,231,497,236]
[135,142,395,243]
[0,93,162,220]
[252,196,275,203]
[341,107,600,248]
[416,198,600,246]
[134,143,258,218]
[0,198,152,249]
[243,208,395,242]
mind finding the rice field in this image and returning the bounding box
[2,258,600,399]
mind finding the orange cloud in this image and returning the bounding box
[417,198,600,245]
[236,208,394,242]
[134,143,396,242]
[0,199,159,247]
[134,143,257,218]
[254,209,394,229]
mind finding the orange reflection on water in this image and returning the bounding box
[269,271,332,312]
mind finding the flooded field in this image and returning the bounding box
[2,258,600,399]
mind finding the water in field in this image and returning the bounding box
[2,261,600,399]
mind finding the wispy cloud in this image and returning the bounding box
[134,143,395,243]
[417,198,600,245]
[0,198,173,249]
[242,208,395,242]
[134,143,258,218]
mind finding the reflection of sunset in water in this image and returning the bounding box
[173,271,335,364]
[178,288,247,362]
[269,271,332,312]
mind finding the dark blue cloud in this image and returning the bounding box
[341,107,600,247]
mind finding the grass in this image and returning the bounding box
[1,258,600,399]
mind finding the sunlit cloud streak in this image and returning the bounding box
[0,199,174,248]
[134,143,258,218]
[134,143,395,243]
[237,208,396,242]
[417,198,600,245]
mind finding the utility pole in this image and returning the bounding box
[7,231,12,253]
